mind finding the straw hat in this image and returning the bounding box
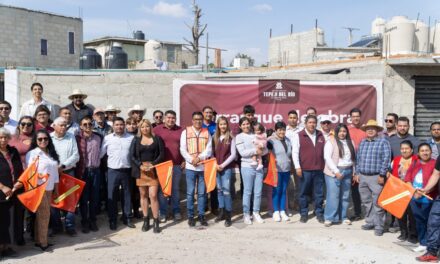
[104,105,121,113]
[361,119,384,131]
[128,104,146,116]
[93,108,105,115]
[68,89,88,100]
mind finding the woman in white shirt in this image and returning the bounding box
[323,124,356,227]
[14,129,59,251]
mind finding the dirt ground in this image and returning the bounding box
[2,210,422,264]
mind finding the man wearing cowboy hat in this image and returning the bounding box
[354,119,391,236]
[104,105,121,127]
[128,105,145,123]
[65,89,94,124]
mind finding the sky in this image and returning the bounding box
[1,0,439,66]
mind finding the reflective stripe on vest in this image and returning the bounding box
[186,126,209,157]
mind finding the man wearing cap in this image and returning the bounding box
[65,89,94,125]
[319,115,334,142]
[354,120,391,236]
[93,108,113,138]
[128,105,145,123]
[104,105,120,127]
[20,82,56,120]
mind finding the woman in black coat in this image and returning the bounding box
[0,127,24,258]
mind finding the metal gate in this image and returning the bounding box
[414,76,440,140]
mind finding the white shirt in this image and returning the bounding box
[286,125,303,143]
[67,122,80,136]
[4,118,18,134]
[180,126,212,171]
[19,98,56,120]
[324,139,353,174]
[25,148,59,191]
[292,129,317,169]
[51,132,80,170]
[100,132,134,169]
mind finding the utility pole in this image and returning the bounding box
[205,32,209,72]
[342,27,360,45]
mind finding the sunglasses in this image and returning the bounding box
[384,119,394,123]
[321,121,331,125]
[37,137,49,142]
[82,123,93,127]
[0,107,10,111]
[20,122,33,127]
[154,116,163,119]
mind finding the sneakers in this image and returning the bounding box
[188,217,196,227]
[317,216,325,223]
[342,219,352,225]
[253,212,265,224]
[159,215,167,223]
[243,214,252,225]
[361,224,375,230]
[273,211,281,222]
[174,213,182,221]
[374,230,384,236]
[280,211,290,222]
[324,220,332,227]
[300,215,308,223]
[416,252,439,262]
[413,245,428,253]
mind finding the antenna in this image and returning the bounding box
[342,27,360,45]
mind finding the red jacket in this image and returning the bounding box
[391,155,418,178]
[404,159,438,198]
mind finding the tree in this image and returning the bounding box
[229,53,255,67]
[183,0,207,65]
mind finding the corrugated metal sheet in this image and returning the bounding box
[414,76,440,140]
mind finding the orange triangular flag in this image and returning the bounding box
[51,173,85,213]
[17,156,39,191]
[155,161,174,197]
[264,152,278,187]
[17,174,49,213]
[378,176,416,219]
[203,158,217,193]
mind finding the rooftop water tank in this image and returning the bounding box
[133,30,145,40]
[105,42,128,69]
[144,40,162,62]
[371,17,386,36]
[80,48,102,69]
[432,23,440,54]
[383,16,415,56]
[413,20,429,53]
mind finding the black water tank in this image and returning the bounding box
[80,48,102,69]
[133,30,145,40]
[106,44,128,69]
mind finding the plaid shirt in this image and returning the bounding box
[355,136,391,176]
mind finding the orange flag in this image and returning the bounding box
[264,152,278,187]
[203,158,217,193]
[17,156,39,191]
[378,175,416,219]
[17,174,49,213]
[51,173,85,213]
[155,161,174,197]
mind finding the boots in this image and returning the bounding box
[153,218,161,233]
[215,209,225,223]
[224,211,232,227]
[142,216,150,232]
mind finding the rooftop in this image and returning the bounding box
[0,4,82,21]
[84,36,187,46]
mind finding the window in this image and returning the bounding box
[41,39,47,56]
[68,32,75,54]
[167,46,175,63]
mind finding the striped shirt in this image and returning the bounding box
[355,136,391,176]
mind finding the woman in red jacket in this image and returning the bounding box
[405,143,438,253]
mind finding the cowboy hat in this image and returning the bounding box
[68,89,88,100]
[128,105,146,116]
[93,108,105,115]
[104,105,121,114]
[361,119,384,131]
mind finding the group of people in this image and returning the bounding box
[1,83,440,262]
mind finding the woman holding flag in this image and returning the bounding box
[130,119,164,233]
[405,143,437,253]
[14,129,59,251]
[267,121,292,222]
[213,116,236,227]
[0,127,23,258]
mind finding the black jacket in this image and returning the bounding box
[0,145,24,202]
[129,136,164,179]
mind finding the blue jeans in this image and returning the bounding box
[80,168,100,225]
[272,171,290,212]
[410,199,433,246]
[217,168,233,212]
[299,170,325,217]
[159,166,182,216]
[241,167,263,214]
[186,169,206,217]
[107,168,131,223]
[50,169,76,231]
[323,168,352,222]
